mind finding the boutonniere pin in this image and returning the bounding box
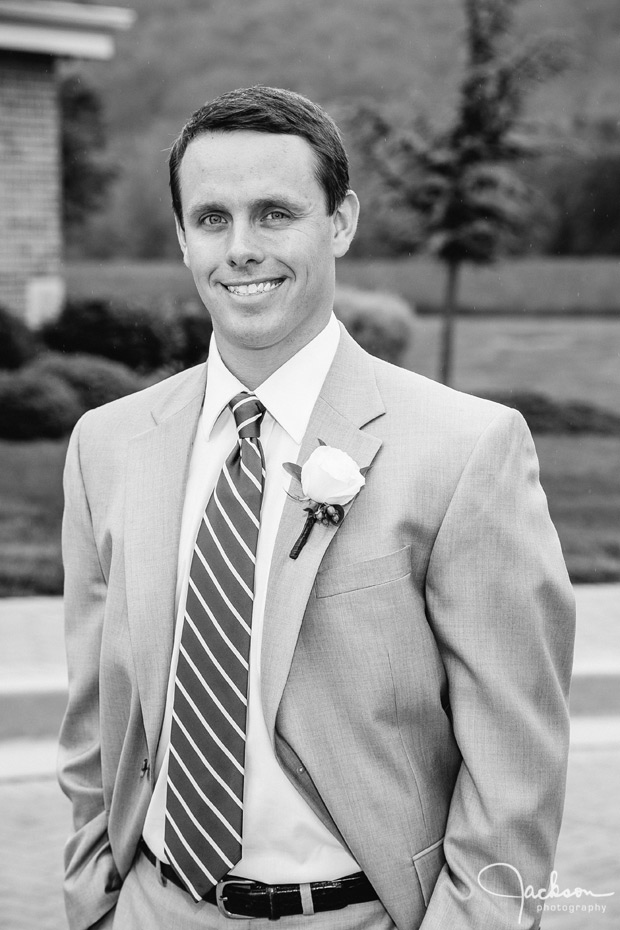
[283,440,369,559]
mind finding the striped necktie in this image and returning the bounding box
[164,391,266,901]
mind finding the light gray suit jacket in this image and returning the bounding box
[58,324,575,930]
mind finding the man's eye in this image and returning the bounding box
[265,210,289,221]
[202,214,225,226]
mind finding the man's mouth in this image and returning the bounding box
[224,278,284,297]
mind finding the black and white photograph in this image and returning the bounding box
[0,1,618,928]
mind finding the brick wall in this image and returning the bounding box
[0,51,62,319]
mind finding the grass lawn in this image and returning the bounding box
[0,440,67,596]
[536,435,620,583]
[403,317,620,411]
[1,432,618,595]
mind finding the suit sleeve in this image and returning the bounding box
[422,407,575,930]
[57,416,120,930]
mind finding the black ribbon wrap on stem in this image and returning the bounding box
[288,502,345,559]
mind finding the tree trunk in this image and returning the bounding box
[439,260,461,387]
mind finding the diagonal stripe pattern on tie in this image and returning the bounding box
[164,391,266,901]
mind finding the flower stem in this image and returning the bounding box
[289,508,317,560]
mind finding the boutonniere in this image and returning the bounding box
[283,440,369,559]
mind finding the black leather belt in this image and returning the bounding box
[139,840,378,919]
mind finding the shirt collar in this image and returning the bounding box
[202,313,341,445]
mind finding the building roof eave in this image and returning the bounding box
[0,1,135,32]
[0,1,135,60]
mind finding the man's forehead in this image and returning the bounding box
[179,130,319,188]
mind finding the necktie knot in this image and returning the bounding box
[230,392,265,439]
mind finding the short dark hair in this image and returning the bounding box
[169,85,350,227]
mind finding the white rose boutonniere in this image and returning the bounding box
[283,440,368,559]
[301,444,366,505]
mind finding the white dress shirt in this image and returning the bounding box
[143,313,360,882]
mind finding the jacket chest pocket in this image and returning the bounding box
[315,545,412,598]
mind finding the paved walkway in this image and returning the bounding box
[1,589,619,929]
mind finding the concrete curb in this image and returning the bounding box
[0,690,68,740]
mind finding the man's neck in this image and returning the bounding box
[217,348,285,390]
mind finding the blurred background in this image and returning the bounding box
[0,1,618,928]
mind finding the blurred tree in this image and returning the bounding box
[342,0,569,385]
[60,73,117,241]
[69,121,181,260]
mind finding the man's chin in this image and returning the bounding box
[213,316,290,353]
[232,326,293,353]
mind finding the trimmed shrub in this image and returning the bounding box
[27,352,144,413]
[0,370,82,440]
[483,391,620,435]
[41,298,183,372]
[0,304,41,370]
[334,285,415,365]
[172,301,213,368]
[0,552,64,597]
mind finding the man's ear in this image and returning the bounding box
[332,190,360,258]
[175,216,191,268]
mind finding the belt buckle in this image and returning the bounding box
[216,878,255,919]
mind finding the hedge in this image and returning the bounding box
[27,352,145,413]
[484,392,620,435]
[41,298,183,372]
[0,304,41,370]
[40,297,214,373]
[174,301,213,367]
[334,285,415,365]
[0,370,83,440]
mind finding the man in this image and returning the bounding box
[59,86,575,930]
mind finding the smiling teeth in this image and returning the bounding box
[226,280,282,296]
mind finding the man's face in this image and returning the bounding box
[175,131,358,372]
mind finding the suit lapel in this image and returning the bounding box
[124,365,207,761]
[261,328,385,739]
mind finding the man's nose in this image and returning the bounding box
[225,221,264,267]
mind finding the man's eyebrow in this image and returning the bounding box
[250,196,306,214]
[186,200,227,223]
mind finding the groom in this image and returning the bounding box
[59,86,575,930]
